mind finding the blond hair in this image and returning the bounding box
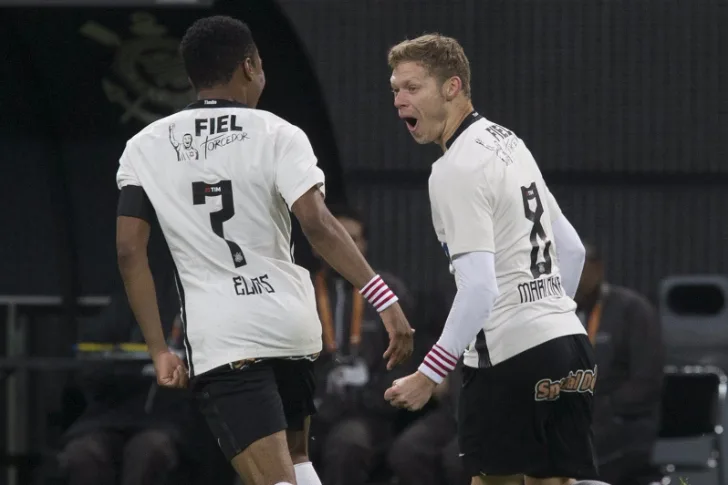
[388,34,471,98]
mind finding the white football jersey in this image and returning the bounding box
[117,99,324,376]
[429,112,586,368]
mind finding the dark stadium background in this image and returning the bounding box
[0,0,725,484]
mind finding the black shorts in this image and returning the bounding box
[190,358,316,461]
[458,334,598,479]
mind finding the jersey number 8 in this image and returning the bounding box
[520,182,552,279]
[192,180,247,268]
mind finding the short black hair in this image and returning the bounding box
[180,15,257,90]
[328,203,368,240]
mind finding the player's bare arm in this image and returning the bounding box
[116,215,187,388]
[292,187,414,369]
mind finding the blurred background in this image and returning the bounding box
[0,0,726,484]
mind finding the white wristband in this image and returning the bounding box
[418,344,458,384]
[360,274,398,312]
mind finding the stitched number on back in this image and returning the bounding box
[520,182,552,278]
[192,180,246,268]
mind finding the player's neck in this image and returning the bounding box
[196,85,251,107]
[438,99,475,152]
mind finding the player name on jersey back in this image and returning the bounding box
[517,274,565,304]
[429,112,586,368]
[117,99,325,376]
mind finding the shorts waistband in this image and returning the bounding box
[208,353,321,374]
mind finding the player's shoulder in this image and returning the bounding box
[432,118,495,181]
[437,117,510,167]
[429,158,489,201]
[243,109,309,145]
[124,119,163,147]
[124,112,182,148]
[231,108,298,131]
[452,116,521,156]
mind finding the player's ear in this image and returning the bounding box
[444,77,462,100]
[242,58,255,81]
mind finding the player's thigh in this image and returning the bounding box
[230,430,296,485]
[271,358,317,461]
[286,416,311,464]
[190,362,289,467]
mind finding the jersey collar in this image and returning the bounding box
[445,110,483,149]
[184,99,249,110]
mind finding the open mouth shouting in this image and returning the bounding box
[402,116,419,133]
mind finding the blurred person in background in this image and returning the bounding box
[387,373,467,485]
[575,243,664,485]
[308,204,416,485]
[57,285,195,485]
[387,285,468,485]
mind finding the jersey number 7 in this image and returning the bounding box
[520,182,552,279]
[192,180,247,268]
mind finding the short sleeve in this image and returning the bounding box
[275,126,325,208]
[545,185,563,223]
[434,165,495,257]
[116,141,141,189]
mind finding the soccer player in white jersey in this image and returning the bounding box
[383,35,598,485]
[115,16,414,485]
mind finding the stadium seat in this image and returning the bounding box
[652,365,727,485]
[659,275,728,369]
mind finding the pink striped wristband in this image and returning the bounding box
[418,344,459,384]
[360,274,399,312]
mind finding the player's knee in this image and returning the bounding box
[231,431,296,484]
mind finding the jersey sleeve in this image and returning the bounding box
[116,141,141,189]
[545,185,563,223]
[116,140,154,221]
[275,125,326,208]
[435,164,495,257]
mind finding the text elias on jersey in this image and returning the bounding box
[233,274,275,296]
